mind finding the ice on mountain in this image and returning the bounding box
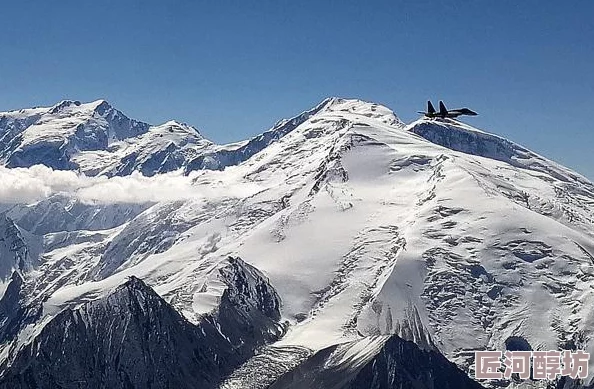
[0,97,593,387]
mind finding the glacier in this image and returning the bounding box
[0,97,593,388]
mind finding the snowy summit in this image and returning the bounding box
[0,97,593,388]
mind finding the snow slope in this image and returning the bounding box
[0,97,593,387]
[1,100,150,170]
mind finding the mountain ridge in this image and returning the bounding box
[1,97,593,388]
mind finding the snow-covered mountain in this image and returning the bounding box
[0,97,593,388]
[0,98,339,177]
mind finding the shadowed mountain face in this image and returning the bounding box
[0,260,285,389]
[269,335,484,389]
[0,277,481,389]
[1,277,228,389]
[1,100,150,171]
[0,98,336,177]
[0,215,32,283]
[1,98,593,388]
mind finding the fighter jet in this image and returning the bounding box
[418,101,478,119]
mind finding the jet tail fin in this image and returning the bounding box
[439,101,448,116]
[427,101,436,114]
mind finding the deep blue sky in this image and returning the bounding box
[1,1,592,178]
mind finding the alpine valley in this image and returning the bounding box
[0,98,593,389]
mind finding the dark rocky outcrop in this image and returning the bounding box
[0,263,283,389]
[270,335,484,389]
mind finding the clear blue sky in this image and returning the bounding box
[1,1,592,179]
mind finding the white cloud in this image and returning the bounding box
[0,165,262,205]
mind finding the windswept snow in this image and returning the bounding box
[1,97,593,387]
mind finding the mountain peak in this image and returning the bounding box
[119,275,158,297]
[1,97,594,387]
[159,120,203,138]
[91,98,108,106]
[47,99,116,117]
[48,99,82,114]
[317,97,402,126]
[91,99,112,114]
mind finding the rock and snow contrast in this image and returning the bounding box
[0,97,593,388]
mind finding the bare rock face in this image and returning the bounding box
[0,214,32,283]
[0,267,283,389]
[269,335,484,389]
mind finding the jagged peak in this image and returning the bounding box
[46,99,120,118]
[90,99,137,122]
[47,99,82,114]
[94,275,166,309]
[192,256,281,319]
[90,98,112,114]
[120,275,155,295]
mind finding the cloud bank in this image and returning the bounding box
[0,165,261,205]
